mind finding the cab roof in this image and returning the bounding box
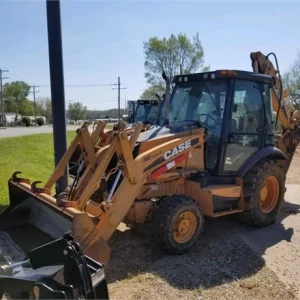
[137,100,158,105]
[172,70,274,85]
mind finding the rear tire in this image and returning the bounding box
[239,159,286,227]
[152,195,204,254]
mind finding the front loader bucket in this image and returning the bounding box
[0,121,144,273]
[0,179,111,267]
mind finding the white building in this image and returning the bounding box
[4,113,22,124]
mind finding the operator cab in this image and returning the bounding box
[166,70,274,175]
[128,100,159,126]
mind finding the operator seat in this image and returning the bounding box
[242,88,263,146]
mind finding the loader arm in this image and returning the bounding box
[81,133,203,241]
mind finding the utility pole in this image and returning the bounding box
[67,100,73,123]
[118,77,121,122]
[31,85,40,126]
[46,0,68,194]
[0,69,9,127]
[112,77,126,123]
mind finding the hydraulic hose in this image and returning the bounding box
[266,52,283,130]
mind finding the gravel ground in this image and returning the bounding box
[286,148,300,184]
[106,217,295,300]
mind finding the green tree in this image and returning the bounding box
[19,99,34,115]
[4,99,17,113]
[143,32,209,91]
[283,51,300,109]
[3,81,31,113]
[140,85,163,100]
[68,102,87,122]
[36,97,52,123]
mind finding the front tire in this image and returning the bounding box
[152,195,204,254]
[239,159,286,227]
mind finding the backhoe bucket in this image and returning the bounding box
[0,179,111,267]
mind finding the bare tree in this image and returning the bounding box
[283,51,300,109]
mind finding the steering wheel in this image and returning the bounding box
[197,114,217,129]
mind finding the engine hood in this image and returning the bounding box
[137,126,172,142]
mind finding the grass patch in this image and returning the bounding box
[0,131,76,207]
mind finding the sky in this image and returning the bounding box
[0,0,299,110]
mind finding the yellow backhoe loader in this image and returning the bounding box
[1,51,300,269]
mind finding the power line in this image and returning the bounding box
[0,69,9,127]
[3,79,117,89]
[6,71,26,83]
[0,72,125,113]
[38,83,118,88]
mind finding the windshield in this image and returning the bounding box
[134,104,158,124]
[166,80,228,128]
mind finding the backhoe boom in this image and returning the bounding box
[250,51,300,130]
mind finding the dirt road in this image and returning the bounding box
[105,151,300,300]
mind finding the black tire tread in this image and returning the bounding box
[152,195,204,254]
[239,158,286,227]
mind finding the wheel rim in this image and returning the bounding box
[260,176,279,213]
[173,211,197,243]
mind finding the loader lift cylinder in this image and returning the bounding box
[46,0,68,193]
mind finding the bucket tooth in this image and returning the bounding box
[31,181,51,195]
[56,192,78,208]
[11,171,30,184]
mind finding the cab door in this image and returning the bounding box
[222,79,268,173]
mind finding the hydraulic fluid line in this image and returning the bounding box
[107,170,122,202]
[266,52,283,130]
